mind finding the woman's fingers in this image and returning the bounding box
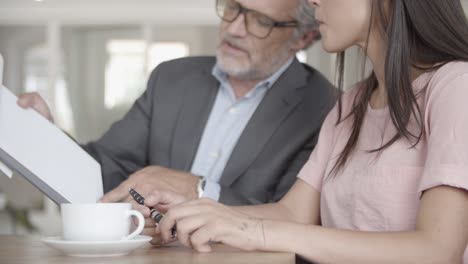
[159,210,179,242]
[190,225,219,253]
[174,214,208,248]
[159,203,210,241]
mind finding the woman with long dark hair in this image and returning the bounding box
[147,0,468,262]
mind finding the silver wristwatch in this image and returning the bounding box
[197,177,206,199]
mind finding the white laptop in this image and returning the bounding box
[0,53,103,204]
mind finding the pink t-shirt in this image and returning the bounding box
[298,61,468,262]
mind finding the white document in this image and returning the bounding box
[0,84,103,204]
[0,53,14,178]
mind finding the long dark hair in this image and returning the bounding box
[331,0,468,174]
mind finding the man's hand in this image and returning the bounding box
[99,166,200,238]
[100,166,200,203]
[17,92,54,122]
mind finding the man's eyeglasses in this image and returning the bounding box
[216,0,300,39]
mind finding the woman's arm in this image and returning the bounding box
[234,179,321,224]
[156,179,321,250]
[159,186,467,262]
[262,186,468,263]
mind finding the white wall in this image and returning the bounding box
[0,0,217,26]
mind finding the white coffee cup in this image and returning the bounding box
[61,203,144,241]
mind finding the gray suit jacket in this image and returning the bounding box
[84,56,336,205]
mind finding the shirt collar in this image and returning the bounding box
[212,57,295,100]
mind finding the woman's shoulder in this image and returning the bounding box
[426,61,468,90]
[423,61,468,112]
[435,60,468,75]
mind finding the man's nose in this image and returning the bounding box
[309,0,320,7]
[226,13,248,37]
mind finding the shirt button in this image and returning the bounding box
[209,151,221,158]
[228,107,237,114]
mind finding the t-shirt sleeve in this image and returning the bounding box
[418,72,468,193]
[297,104,339,192]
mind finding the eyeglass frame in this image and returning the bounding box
[215,0,300,39]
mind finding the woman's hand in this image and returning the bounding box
[135,190,189,245]
[159,198,266,252]
[144,188,190,213]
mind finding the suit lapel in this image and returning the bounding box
[170,69,219,171]
[219,59,309,187]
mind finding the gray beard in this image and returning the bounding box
[215,31,296,81]
[216,48,293,82]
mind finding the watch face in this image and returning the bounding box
[197,177,207,199]
[201,178,207,190]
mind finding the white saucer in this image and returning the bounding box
[41,235,152,257]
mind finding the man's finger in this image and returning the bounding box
[142,227,157,237]
[17,94,35,108]
[145,190,187,208]
[144,216,156,228]
[145,191,165,207]
[130,200,150,216]
[150,226,176,246]
[151,236,164,246]
[100,182,133,203]
[17,93,53,121]
[124,196,134,203]
[151,235,177,246]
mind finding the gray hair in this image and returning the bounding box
[292,0,321,49]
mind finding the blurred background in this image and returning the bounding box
[0,0,467,236]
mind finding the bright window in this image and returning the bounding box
[105,40,189,109]
[297,50,307,63]
[24,45,75,134]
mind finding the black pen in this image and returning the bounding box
[129,188,177,238]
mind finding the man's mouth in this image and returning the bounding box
[221,39,248,56]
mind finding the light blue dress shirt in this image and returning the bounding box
[190,58,294,201]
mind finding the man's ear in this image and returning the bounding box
[290,29,320,52]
